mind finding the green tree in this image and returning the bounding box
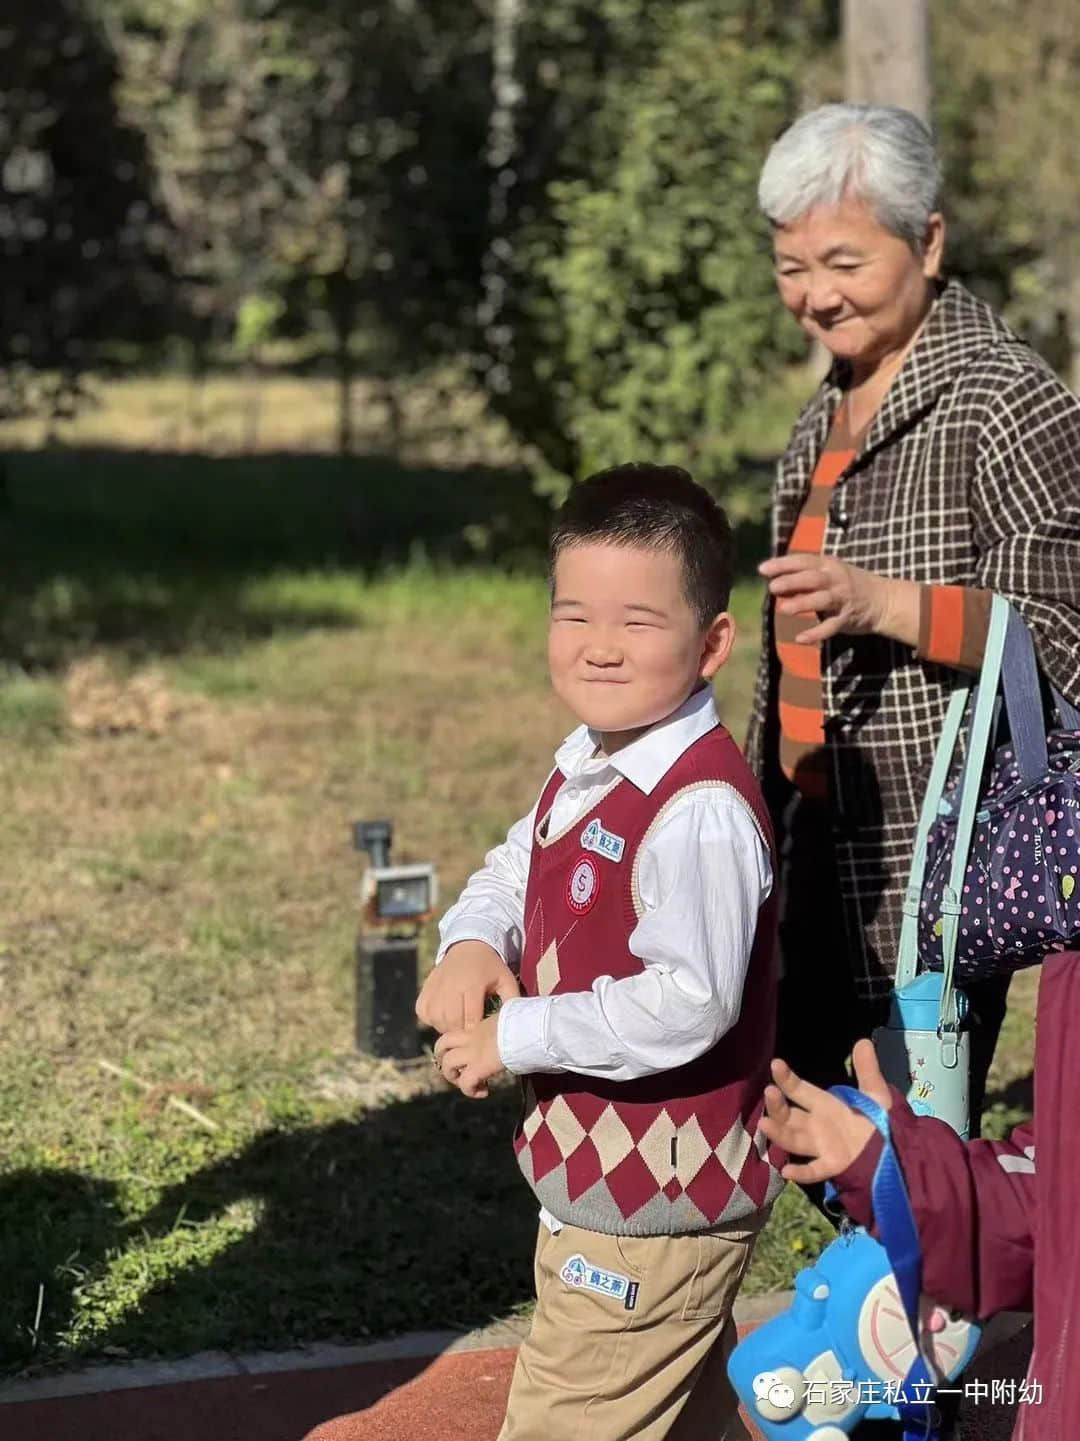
[524,3,805,499]
[264,0,493,451]
[93,0,501,451]
[94,0,306,401]
[0,0,169,419]
[933,0,1079,387]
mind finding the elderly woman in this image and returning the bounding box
[746,103,1080,1136]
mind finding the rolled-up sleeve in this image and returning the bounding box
[915,584,992,672]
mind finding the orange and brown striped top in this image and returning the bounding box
[776,405,992,799]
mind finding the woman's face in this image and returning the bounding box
[772,197,944,378]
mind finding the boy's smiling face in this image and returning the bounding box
[548,540,734,753]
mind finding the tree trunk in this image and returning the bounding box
[1067,265,1080,399]
[328,269,355,457]
[243,356,262,453]
[382,380,403,453]
[844,0,932,124]
[187,329,208,446]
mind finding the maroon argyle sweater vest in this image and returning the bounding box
[513,722,784,1236]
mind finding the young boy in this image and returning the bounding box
[417,463,783,1441]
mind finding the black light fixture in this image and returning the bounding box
[352,819,437,1058]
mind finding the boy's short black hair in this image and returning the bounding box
[549,463,735,624]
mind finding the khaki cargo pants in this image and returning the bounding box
[497,1212,766,1441]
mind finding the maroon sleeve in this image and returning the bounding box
[832,1096,1035,1321]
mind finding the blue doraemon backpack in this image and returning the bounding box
[728,1090,980,1441]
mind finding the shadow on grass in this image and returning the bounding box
[0,447,775,670]
[0,448,551,668]
[981,1071,1035,1127]
[0,1086,536,1375]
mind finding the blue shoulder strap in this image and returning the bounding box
[830,1086,939,1441]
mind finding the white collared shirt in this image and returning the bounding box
[436,687,773,1083]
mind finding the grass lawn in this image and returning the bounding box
[0,373,1037,1376]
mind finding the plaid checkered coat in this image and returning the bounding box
[746,280,1080,999]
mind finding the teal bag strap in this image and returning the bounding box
[895,596,1012,1038]
[937,594,1010,1034]
[896,686,969,989]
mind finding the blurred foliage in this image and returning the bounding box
[932,0,1080,388]
[539,4,805,495]
[0,0,170,419]
[1,0,1077,460]
[468,0,837,487]
[86,0,497,450]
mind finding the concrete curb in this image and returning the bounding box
[0,1297,1030,1410]
[0,1292,796,1407]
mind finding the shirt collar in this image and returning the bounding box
[552,686,721,795]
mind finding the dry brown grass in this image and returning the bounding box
[0,595,567,1086]
[65,657,179,737]
[0,367,526,470]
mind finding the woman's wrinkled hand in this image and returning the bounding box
[759,553,890,644]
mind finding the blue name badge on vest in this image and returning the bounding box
[560,1253,639,1310]
[580,817,625,863]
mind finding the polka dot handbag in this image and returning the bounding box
[915,597,1080,984]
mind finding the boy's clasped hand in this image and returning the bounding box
[417,939,517,1099]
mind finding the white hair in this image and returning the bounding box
[757,103,942,248]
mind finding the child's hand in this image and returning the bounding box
[416,941,520,1035]
[760,1039,892,1185]
[433,1014,505,1099]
